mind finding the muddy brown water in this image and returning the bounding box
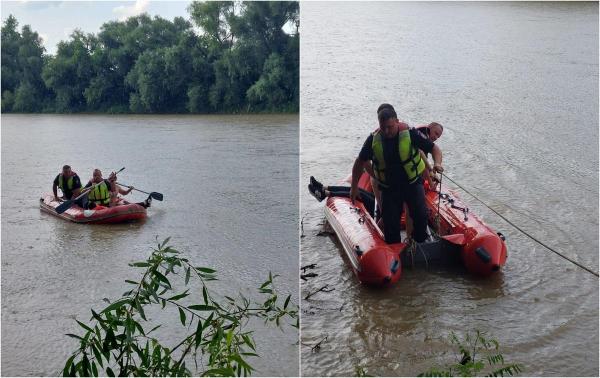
[300,2,598,376]
[1,114,299,376]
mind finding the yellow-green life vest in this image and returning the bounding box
[58,175,74,191]
[87,181,111,205]
[372,129,426,185]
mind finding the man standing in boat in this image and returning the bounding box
[350,106,444,244]
[53,165,82,202]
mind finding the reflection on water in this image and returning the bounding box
[300,2,598,376]
[1,114,299,376]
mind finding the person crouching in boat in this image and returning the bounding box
[53,165,83,202]
[83,169,123,209]
[84,169,152,209]
[350,106,443,244]
[413,122,444,190]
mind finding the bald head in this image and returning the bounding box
[428,122,443,142]
[92,169,103,183]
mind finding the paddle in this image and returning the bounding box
[116,182,163,201]
[56,167,125,214]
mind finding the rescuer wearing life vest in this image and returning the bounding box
[83,169,132,209]
[350,106,444,244]
[53,165,82,202]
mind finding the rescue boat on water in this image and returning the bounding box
[40,194,147,224]
[324,172,507,286]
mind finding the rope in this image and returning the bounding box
[415,241,430,269]
[436,172,442,231]
[441,173,599,278]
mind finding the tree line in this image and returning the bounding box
[1,1,299,114]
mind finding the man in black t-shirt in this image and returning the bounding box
[350,106,444,244]
[52,165,82,201]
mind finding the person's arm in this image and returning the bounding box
[52,176,60,201]
[72,175,82,197]
[351,135,374,203]
[431,144,443,173]
[117,185,133,195]
[350,158,370,204]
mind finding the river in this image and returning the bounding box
[1,114,299,376]
[300,2,598,376]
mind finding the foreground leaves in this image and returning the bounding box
[63,237,298,377]
[418,330,524,377]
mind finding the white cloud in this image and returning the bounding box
[63,27,74,38]
[112,0,150,21]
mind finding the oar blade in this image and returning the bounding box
[150,192,163,201]
[55,200,74,214]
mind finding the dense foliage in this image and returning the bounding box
[1,1,299,114]
[63,238,298,376]
[418,330,524,377]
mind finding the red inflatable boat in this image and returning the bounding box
[324,172,507,286]
[40,194,147,224]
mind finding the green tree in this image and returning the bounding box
[2,15,47,112]
[188,1,236,48]
[1,15,21,96]
[42,30,97,112]
[246,53,289,110]
[3,3,299,114]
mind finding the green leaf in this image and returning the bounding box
[202,367,236,376]
[63,354,76,376]
[168,290,189,301]
[106,366,115,377]
[242,334,255,351]
[91,343,103,368]
[91,361,98,377]
[196,267,216,273]
[76,320,93,333]
[185,266,191,285]
[161,237,171,248]
[188,304,215,311]
[153,270,171,288]
[124,280,138,285]
[100,298,130,314]
[134,298,146,321]
[202,286,208,304]
[147,324,161,335]
[229,354,253,372]
[131,262,151,267]
[179,307,186,326]
[195,319,204,348]
[283,295,291,309]
[82,353,90,376]
[66,333,84,341]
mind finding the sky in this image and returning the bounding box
[1,1,193,55]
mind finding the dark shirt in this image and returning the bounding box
[359,128,434,189]
[53,174,82,200]
[414,126,430,139]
